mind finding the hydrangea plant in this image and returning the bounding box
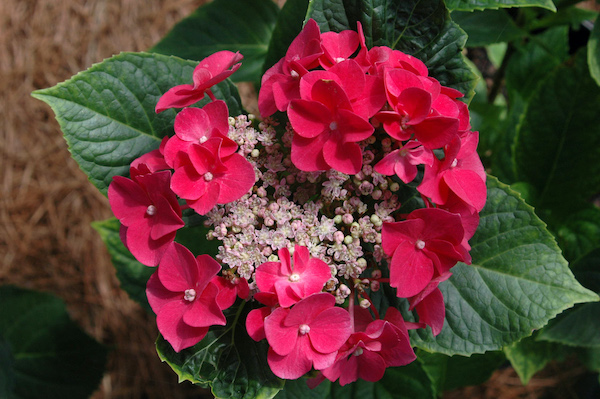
[33,0,600,397]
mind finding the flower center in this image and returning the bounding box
[334,57,345,63]
[450,158,458,168]
[415,240,426,250]
[146,205,157,216]
[329,121,338,131]
[199,135,208,144]
[353,347,363,356]
[183,289,197,302]
[298,324,310,335]
[288,273,300,282]
[204,172,214,182]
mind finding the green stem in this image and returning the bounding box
[230,300,247,344]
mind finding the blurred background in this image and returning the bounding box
[0,0,593,398]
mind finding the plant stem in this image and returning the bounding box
[487,42,516,104]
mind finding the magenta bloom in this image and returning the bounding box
[318,30,360,70]
[258,19,323,117]
[381,208,469,297]
[321,307,416,385]
[408,272,452,336]
[255,246,331,308]
[374,140,434,183]
[163,100,237,166]
[288,79,374,174]
[146,243,226,352]
[108,169,184,266]
[264,293,352,379]
[155,51,243,113]
[169,138,256,215]
[418,132,487,212]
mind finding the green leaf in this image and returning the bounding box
[451,10,524,47]
[151,0,279,83]
[263,0,310,73]
[530,6,598,31]
[504,334,565,384]
[506,26,569,101]
[157,301,284,399]
[0,286,107,399]
[305,0,478,98]
[417,350,505,394]
[445,0,555,12]
[92,218,155,312]
[32,52,242,195]
[410,176,599,355]
[537,303,600,348]
[555,207,600,263]
[589,16,600,86]
[274,378,331,399]
[514,50,600,215]
[326,363,435,399]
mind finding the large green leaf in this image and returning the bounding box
[536,303,600,348]
[588,15,600,86]
[555,206,600,263]
[0,286,107,399]
[514,51,600,215]
[504,334,565,384]
[263,0,310,73]
[417,350,505,393]
[156,301,284,399]
[151,0,279,83]
[274,363,434,399]
[445,0,555,11]
[305,0,478,98]
[451,10,524,47]
[32,52,242,195]
[410,176,598,355]
[505,26,569,101]
[92,218,155,312]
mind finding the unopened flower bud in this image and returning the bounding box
[359,299,370,309]
[390,182,400,192]
[228,117,236,126]
[357,258,367,269]
[268,254,279,262]
[370,280,380,291]
[251,149,260,158]
[333,231,345,243]
[333,215,343,224]
[343,235,353,245]
[342,214,353,225]
[370,214,382,227]
[371,269,382,279]
[372,189,383,200]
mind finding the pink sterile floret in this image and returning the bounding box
[255,245,331,308]
[381,208,470,298]
[288,79,374,174]
[374,140,434,183]
[408,272,452,336]
[212,275,250,310]
[418,132,487,212]
[264,292,352,379]
[169,137,256,215]
[321,307,416,386]
[108,168,184,266]
[146,243,226,352]
[258,19,323,117]
[155,50,243,113]
[163,100,238,165]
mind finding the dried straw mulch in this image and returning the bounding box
[1,1,211,398]
[0,0,594,398]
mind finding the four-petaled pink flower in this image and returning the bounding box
[320,307,416,385]
[156,50,243,113]
[108,167,184,266]
[264,293,352,379]
[288,79,374,174]
[382,208,470,298]
[146,243,226,352]
[255,245,331,308]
